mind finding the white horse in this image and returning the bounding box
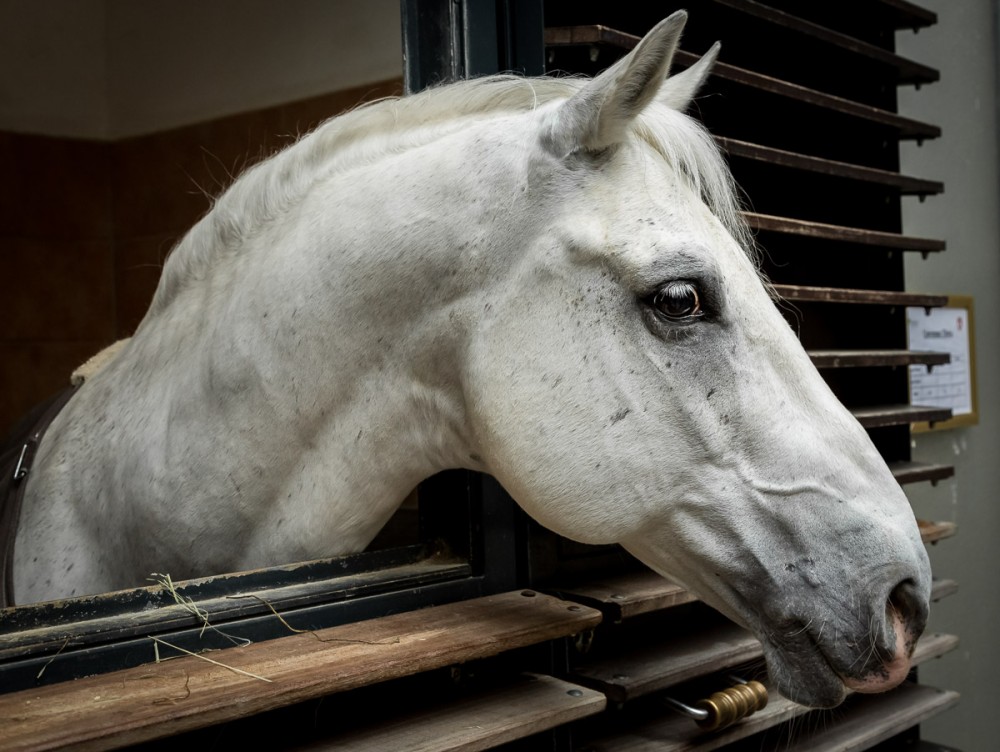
[14,13,930,708]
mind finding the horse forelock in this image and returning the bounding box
[144,73,754,324]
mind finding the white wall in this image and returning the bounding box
[897,1,1000,749]
[0,0,403,139]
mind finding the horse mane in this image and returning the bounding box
[145,74,753,321]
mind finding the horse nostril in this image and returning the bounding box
[887,578,928,649]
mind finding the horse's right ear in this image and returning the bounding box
[543,11,688,158]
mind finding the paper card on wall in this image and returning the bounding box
[906,305,973,417]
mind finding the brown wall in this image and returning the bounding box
[0,78,401,437]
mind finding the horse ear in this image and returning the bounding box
[543,11,688,156]
[657,41,721,111]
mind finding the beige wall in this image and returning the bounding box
[0,0,402,139]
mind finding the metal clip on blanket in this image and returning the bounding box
[663,677,768,731]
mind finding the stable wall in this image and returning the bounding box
[0,0,403,436]
[897,2,1000,749]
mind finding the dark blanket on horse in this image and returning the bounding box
[0,386,78,608]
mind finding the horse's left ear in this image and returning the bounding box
[657,41,721,111]
[543,11,687,157]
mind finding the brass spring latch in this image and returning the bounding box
[663,676,768,732]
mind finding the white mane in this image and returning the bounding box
[145,73,753,321]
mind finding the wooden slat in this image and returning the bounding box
[575,627,957,708]
[1,591,602,752]
[746,212,946,253]
[581,636,958,751]
[294,673,606,752]
[918,519,958,545]
[710,0,939,85]
[719,137,943,196]
[543,27,940,139]
[931,578,959,602]
[554,571,696,622]
[809,350,950,369]
[889,460,955,485]
[878,0,938,30]
[772,284,948,308]
[851,404,951,428]
[777,683,960,751]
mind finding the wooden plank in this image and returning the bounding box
[918,519,958,545]
[809,350,950,369]
[778,683,960,751]
[573,619,759,704]
[772,284,948,308]
[719,138,943,196]
[877,0,938,30]
[746,212,946,253]
[582,636,958,751]
[931,578,959,603]
[851,404,951,428]
[1,591,602,752]
[889,460,955,485]
[710,0,939,85]
[294,673,606,752]
[543,27,940,138]
[554,571,696,622]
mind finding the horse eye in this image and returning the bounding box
[651,281,703,320]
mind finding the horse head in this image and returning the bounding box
[460,12,931,708]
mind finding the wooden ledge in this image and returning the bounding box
[773,284,948,308]
[889,460,955,485]
[852,404,952,428]
[293,673,606,751]
[809,349,950,369]
[746,212,946,252]
[2,591,601,752]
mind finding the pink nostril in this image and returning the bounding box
[842,579,927,695]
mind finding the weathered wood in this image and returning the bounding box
[778,683,960,751]
[746,212,946,253]
[918,519,958,545]
[851,404,952,428]
[809,350,950,369]
[931,578,959,602]
[888,460,955,485]
[772,284,948,308]
[543,26,940,139]
[719,138,943,195]
[554,571,696,622]
[293,673,606,752]
[710,0,938,85]
[1,591,601,752]
[572,619,759,704]
[582,635,958,751]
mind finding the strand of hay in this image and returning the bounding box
[35,637,71,679]
[149,572,250,647]
[226,593,400,646]
[149,635,271,683]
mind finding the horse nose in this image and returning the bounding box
[842,577,928,695]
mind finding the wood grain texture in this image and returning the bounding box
[851,404,952,428]
[293,673,606,752]
[888,460,955,485]
[808,350,950,369]
[772,284,948,308]
[554,570,696,621]
[2,591,601,752]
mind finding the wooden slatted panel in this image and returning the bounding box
[719,137,943,195]
[876,0,938,31]
[709,0,938,85]
[574,628,957,706]
[583,681,959,752]
[0,591,601,752]
[809,350,949,369]
[773,684,960,752]
[291,674,606,752]
[556,570,956,626]
[919,519,958,545]
[543,27,941,139]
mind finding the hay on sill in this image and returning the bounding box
[148,572,250,648]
